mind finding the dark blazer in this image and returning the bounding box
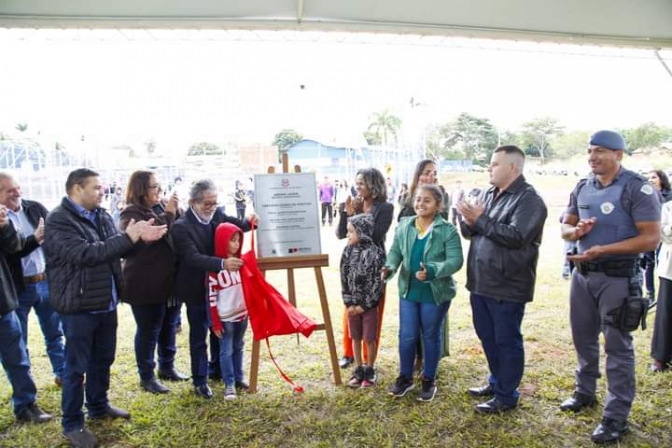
[336,199,393,253]
[7,199,49,293]
[119,204,176,306]
[172,207,251,306]
[0,222,25,316]
[43,198,133,314]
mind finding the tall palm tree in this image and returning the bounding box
[367,108,402,146]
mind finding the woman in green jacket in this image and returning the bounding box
[383,184,463,402]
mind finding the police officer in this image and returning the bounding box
[560,130,661,444]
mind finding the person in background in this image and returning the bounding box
[335,180,351,219]
[44,168,167,448]
[336,168,393,370]
[651,199,672,373]
[384,184,463,402]
[341,214,385,389]
[644,169,672,305]
[0,173,65,387]
[318,176,335,226]
[119,171,188,395]
[450,180,465,226]
[386,177,397,205]
[109,187,124,214]
[458,145,547,415]
[397,183,409,208]
[233,181,248,221]
[560,130,660,444]
[0,199,53,425]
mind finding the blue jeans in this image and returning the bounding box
[398,299,450,380]
[158,304,180,371]
[130,303,166,381]
[186,302,209,386]
[16,280,65,380]
[0,311,37,415]
[61,311,117,432]
[218,318,248,386]
[470,293,526,406]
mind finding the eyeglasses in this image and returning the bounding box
[200,200,218,209]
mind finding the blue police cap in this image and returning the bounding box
[589,130,627,151]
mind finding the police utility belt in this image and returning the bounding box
[575,259,638,278]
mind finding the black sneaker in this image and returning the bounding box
[417,377,437,402]
[348,366,365,388]
[361,366,376,388]
[339,356,354,369]
[388,375,414,398]
[591,417,629,444]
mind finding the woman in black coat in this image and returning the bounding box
[120,171,188,394]
[336,168,393,370]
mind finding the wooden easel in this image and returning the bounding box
[248,154,342,392]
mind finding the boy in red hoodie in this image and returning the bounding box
[208,223,248,401]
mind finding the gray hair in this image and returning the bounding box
[189,179,217,202]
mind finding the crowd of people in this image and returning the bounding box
[0,129,670,447]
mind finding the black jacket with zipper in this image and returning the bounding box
[43,197,134,315]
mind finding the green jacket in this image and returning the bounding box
[385,215,463,304]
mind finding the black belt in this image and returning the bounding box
[576,260,638,277]
[23,273,46,284]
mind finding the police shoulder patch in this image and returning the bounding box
[640,184,654,195]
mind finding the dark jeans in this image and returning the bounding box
[0,311,37,416]
[218,318,248,386]
[208,330,221,377]
[16,279,65,380]
[61,310,117,432]
[186,302,209,386]
[236,206,246,221]
[159,304,181,371]
[398,299,450,380]
[450,207,462,226]
[321,202,333,224]
[470,293,526,406]
[130,303,166,381]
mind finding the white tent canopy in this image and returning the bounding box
[1,0,671,49]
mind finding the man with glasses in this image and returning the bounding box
[171,179,256,399]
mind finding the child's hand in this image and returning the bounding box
[347,306,357,316]
[213,327,224,338]
[380,267,390,281]
[224,257,243,271]
[416,262,427,281]
[354,306,365,315]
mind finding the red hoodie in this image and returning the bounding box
[208,223,247,333]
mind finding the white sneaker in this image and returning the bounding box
[224,385,237,401]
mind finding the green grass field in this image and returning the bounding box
[1,172,671,447]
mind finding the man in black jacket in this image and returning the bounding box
[457,145,547,415]
[43,168,167,448]
[172,179,253,399]
[0,201,52,424]
[0,173,65,387]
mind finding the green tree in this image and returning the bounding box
[367,108,402,146]
[363,129,381,146]
[15,122,28,133]
[272,129,303,161]
[442,113,499,163]
[187,142,223,156]
[621,122,672,151]
[551,130,591,159]
[520,117,564,165]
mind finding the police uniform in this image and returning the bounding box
[566,167,660,421]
